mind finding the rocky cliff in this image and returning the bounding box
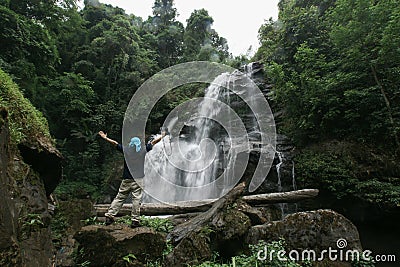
[0,70,62,266]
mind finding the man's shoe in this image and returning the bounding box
[130,219,140,228]
[105,216,114,225]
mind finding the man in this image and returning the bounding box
[98,130,165,227]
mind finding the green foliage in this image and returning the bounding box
[122,253,136,263]
[50,209,70,248]
[77,260,91,267]
[0,0,234,201]
[295,141,400,208]
[196,239,305,267]
[20,213,45,228]
[183,8,229,62]
[352,256,375,267]
[146,239,174,266]
[81,216,104,226]
[19,213,45,239]
[296,149,359,199]
[54,181,102,200]
[163,239,174,256]
[257,0,400,150]
[356,179,400,207]
[115,215,132,225]
[0,69,51,144]
[139,215,174,233]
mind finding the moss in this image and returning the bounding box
[0,68,52,145]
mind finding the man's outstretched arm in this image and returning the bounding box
[150,131,166,146]
[99,131,118,146]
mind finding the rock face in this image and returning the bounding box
[246,209,362,253]
[210,207,252,258]
[0,108,21,266]
[237,63,297,198]
[74,225,166,266]
[0,108,63,266]
[164,231,212,267]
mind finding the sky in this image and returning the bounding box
[97,0,280,56]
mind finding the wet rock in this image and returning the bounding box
[246,209,362,253]
[164,231,212,267]
[0,109,21,266]
[257,205,283,221]
[209,205,252,259]
[236,200,267,225]
[54,234,76,267]
[53,199,95,267]
[58,200,95,231]
[74,225,166,266]
[19,228,55,266]
[1,108,59,266]
[211,207,251,241]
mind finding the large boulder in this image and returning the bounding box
[164,231,212,267]
[210,205,252,258]
[246,209,362,253]
[74,225,166,266]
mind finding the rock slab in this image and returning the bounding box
[74,225,166,266]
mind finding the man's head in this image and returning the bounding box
[129,137,141,152]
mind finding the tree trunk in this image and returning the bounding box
[371,64,400,152]
[94,189,319,216]
[167,182,247,244]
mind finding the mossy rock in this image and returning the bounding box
[164,231,212,267]
[74,225,166,266]
[0,68,52,145]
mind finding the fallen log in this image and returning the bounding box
[243,189,319,205]
[94,189,318,216]
[168,182,247,244]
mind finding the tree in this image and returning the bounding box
[182,9,229,62]
[256,0,400,149]
[149,0,184,67]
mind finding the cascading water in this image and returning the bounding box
[276,152,284,193]
[144,73,235,202]
[244,62,298,217]
[275,149,298,217]
[142,63,276,205]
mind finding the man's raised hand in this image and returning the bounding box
[99,131,107,139]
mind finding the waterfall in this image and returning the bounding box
[143,73,235,203]
[244,60,299,218]
[275,149,298,217]
[276,152,284,193]
[141,63,276,205]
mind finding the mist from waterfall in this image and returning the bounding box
[142,63,277,204]
[143,73,233,203]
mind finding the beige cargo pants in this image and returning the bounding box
[105,178,143,221]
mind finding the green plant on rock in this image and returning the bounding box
[196,239,305,267]
[115,215,132,225]
[81,216,104,226]
[147,238,175,266]
[19,213,45,237]
[0,69,52,145]
[77,260,91,267]
[139,215,174,233]
[50,210,70,248]
[352,256,375,267]
[122,253,136,263]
